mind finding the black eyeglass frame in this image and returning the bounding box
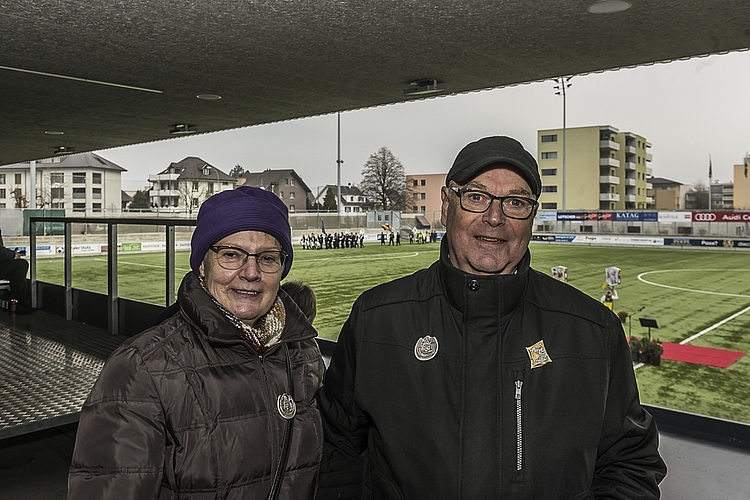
[449,186,538,220]
[209,245,287,272]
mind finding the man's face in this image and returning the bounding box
[440,164,537,275]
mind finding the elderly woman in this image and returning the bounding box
[68,187,325,499]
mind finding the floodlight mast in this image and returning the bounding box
[554,76,572,213]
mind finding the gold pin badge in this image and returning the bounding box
[526,340,552,369]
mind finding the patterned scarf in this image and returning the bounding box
[200,278,286,354]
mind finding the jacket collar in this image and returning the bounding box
[177,272,318,346]
[438,237,530,317]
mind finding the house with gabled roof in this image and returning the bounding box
[311,183,369,213]
[0,152,125,213]
[148,157,236,213]
[238,169,312,213]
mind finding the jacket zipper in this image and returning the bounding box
[513,372,525,482]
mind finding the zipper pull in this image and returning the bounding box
[515,380,523,399]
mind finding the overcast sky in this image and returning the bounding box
[101,50,750,194]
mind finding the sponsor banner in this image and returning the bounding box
[557,212,586,221]
[72,244,101,255]
[176,241,192,251]
[554,235,576,243]
[534,211,557,222]
[611,211,657,222]
[664,238,750,248]
[121,242,142,252]
[692,211,750,223]
[142,242,165,251]
[659,211,692,223]
[571,235,664,246]
[643,212,658,222]
[664,238,692,246]
[36,245,55,256]
[531,235,557,242]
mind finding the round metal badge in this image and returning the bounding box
[277,393,297,420]
[414,335,439,361]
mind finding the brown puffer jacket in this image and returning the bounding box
[68,272,325,499]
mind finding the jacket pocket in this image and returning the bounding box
[513,370,525,483]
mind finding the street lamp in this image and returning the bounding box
[554,76,572,212]
[336,112,344,228]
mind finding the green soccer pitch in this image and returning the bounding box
[34,242,750,424]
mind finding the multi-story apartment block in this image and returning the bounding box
[710,181,733,210]
[149,157,235,213]
[239,169,311,213]
[405,173,446,228]
[648,177,690,210]
[0,153,124,213]
[734,158,750,210]
[537,126,653,211]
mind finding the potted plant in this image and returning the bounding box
[642,338,663,366]
[628,336,643,363]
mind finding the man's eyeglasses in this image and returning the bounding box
[209,246,287,273]
[449,186,538,220]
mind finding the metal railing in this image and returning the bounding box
[29,217,196,335]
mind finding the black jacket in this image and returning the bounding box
[317,241,666,499]
[68,272,325,499]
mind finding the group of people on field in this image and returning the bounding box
[67,136,666,500]
[300,231,364,250]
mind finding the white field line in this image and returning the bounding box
[679,304,750,345]
[637,269,750,299]
[633,269,750,369]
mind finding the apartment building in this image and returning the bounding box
[0,153,124,213]
[149,157,235,213]
[406,173,446,227]
[710,181,734,210]
[649,177,690,210]
[310,184,369,213]
[239,169,311,213]
[537,125,653,211]
[734,158,750,210]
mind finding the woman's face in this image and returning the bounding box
[199,230,283,326]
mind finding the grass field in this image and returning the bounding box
[34,241,750,424]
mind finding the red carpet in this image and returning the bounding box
[661,342,745,368]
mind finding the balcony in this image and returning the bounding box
[150,189,181,197]
[625,145,637,155]
[646,182,653,190]
[599,175,620,185]
[600,157,621,168]
[149,173,180,182]
[625,161,637,171]
[646,153,653,162]
[625,194,637,202]
[599,139,621,151]
[647,167,653,176]
[600,193,620,202]
[625,178,637,186]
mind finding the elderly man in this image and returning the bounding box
[316,136,666,499]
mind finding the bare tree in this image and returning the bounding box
[178,182,207,215]
[685,180,710,210]
[360,147,406,210]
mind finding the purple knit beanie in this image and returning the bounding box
[190,186,293,279]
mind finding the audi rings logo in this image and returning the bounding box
[694,213,717,222]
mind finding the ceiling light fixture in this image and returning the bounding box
[54,146,75,155]
[44,130,64,135]
[196,94,222,100]
[588,1,631,14]
[169,124,197,135]
[404,79,443,98]
[0,65,163,93]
